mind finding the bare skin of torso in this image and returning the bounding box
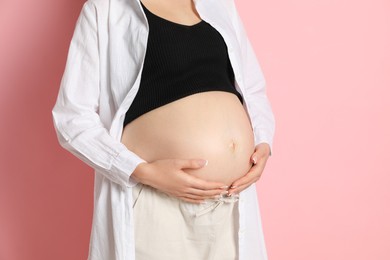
[121,91,255,186]
[120,0,255,190]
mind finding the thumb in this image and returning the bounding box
[251,153,258,164]
[179,159,208,169]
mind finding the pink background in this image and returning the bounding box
[1,0,389,259]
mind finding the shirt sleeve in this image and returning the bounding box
[51,0,147,189]
[230,0,276,156]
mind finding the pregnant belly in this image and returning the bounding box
[120,91,255,187]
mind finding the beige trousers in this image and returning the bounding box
[132,182,240,260]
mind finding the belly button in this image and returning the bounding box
[228,140,237,152]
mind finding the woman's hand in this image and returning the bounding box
[131,159,229,204]
[227,143,271,196]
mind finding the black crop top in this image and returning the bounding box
[123,2,243,127]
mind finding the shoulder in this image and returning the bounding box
[82,0,138,20]
[78,0,111,27]
[84,0,104,7]
[82,0,107,11]
[217,0,239,19]
[80,0,110,16]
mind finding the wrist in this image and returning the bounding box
[130,162,150,184]
[256,143,271,156]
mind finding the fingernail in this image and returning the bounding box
[198,159,208,166]
[227,192,235,197]
[214,194,222,199]
[230,185,237,189]
[220,185,229,189]
[220,191,228,195]
[252,156,257,164]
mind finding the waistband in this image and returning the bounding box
[194,193,240,217]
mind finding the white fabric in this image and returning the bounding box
[132,183,239,260]
[51,0,275,259]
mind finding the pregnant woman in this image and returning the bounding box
[52,0,275,259]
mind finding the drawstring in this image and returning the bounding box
[195,193,239,217]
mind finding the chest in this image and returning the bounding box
[145,22,231,75]
[103,0,246,135]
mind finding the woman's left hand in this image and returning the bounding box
[227,143,271,196]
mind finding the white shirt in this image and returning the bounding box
[51,0,275,259]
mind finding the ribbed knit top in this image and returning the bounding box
[123,1,243,127]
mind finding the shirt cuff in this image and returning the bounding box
[111,147,148,188]
[253,127,273,156]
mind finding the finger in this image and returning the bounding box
[250,152,258,165]
[230,172,258,191]
[229,167,261,191]
[228,182,252,196]
[177,196,206,204]
[186,187,229,198]
[251,143,271,165]
[231,158,266,188]
[179,192,224,200]
[251,148,262,165]
[231,168,258,188]
[188,177,228,191]
[176,158,208,169]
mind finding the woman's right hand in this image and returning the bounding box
[131,159,229,204]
